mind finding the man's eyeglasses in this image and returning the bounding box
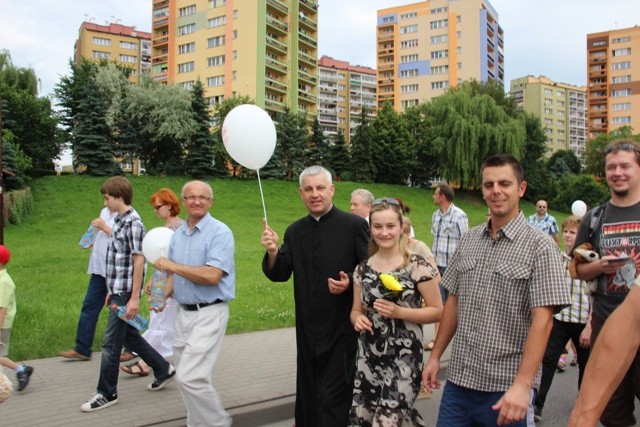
[373,197,400,207]
[605,143,640,154]
[182,195,212,202]
[153,204,166,211]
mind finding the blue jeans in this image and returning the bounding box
[97,292,171,398]
[437,381,528,427]
[75,274,107,357]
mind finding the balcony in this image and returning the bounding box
[267,15,288,36]
[378,48,394,57]
[266,36,288,54]
[300,0,318,14]
[265,99,286,113]
[153,34,169,47]
[299,51,316,67]
[298,33,317,48]
[588,56,607,64]
[378,32,394,41]
[298,90,317,103]
[299,15,317,32]
[266,77,288,94]
[266,57,288,74]
[299,70,317,85]
[153,0,169,6]
[267,0,288,15]
[152,54,168,64]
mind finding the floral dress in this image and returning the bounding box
[349,254,438,427]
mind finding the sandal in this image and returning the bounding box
[425,341,435,351]
[120,360,149,377]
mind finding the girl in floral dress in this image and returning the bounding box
[349,198,443,426]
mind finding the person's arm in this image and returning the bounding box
[422,294,458,392]
[569,286,640,426]
[373,276,442,325]
[261,218,280,271]
[154,257,224,285]
[552,232,560,247]
[125,253,145,318]
[350,273,373,333]
[0,307,6,343]
[575,257,626,281]
[492,306,554,425]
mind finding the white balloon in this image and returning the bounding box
[222,104,277,170]
[142,227,174,263]
[571,200,587,217]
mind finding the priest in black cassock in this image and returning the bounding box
[261,165,370,427]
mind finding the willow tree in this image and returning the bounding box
[426,83,526,189]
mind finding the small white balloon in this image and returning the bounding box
[142,227,174,264]
[222,104,277,170]
[571,200,587,217]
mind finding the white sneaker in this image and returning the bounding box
[147,364,175,391]
[81,392,118,412]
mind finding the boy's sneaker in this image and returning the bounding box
[16,365,33,391]
[147,364,175,391]
[533,408,542,422]
[81,392,118,412]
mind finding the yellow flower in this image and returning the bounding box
[380,273,404,292]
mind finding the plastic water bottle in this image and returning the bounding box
[111,305,149,331]
[79,225,99,249]
[149,269,168,309]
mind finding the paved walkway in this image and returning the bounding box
[1,326,447,426]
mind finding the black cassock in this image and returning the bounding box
[263,206,370,427]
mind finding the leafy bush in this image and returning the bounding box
[552,174,609,213]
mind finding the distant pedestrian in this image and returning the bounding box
[527,200,560,246]
[261,165,369,426]
[0,245,34,392]
[350,188,374,221]
[423,154,570,426]
[428,184,468,351]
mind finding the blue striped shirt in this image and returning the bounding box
[431,203,468,268]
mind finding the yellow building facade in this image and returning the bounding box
[151,0,318,117]
[376,0,503,112]
[74,22,152,84]
[587,26,640,139]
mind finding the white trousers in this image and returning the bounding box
[173,303,231,427]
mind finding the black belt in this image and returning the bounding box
[181,299,223,311]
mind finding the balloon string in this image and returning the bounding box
[257,169,268,226]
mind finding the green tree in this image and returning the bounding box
[520,112,549,202]
[426,83,526,189]
[547,149,581,178]
[275,107,308,179]
[184,81,217,179]
[349,107,376,182]
[553,174,610,213]
[1,130,30,190]
[371,102,412,184]
[583,126,638,179]
[403,103,438,185]
[326,131,350,180]
[307,117,327,166]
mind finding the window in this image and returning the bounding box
[612,61,631,70]
[456,31,462,38]
[430,34,448,44]
[613,48,632,56]
[208,55,225,67]
[431,7,447,13]
[178,23,196,35]
[612,75,632,83]
[92,37,111,46]
[177,61,194,73]
[179,5,196,16]
[430,65,449,74]
[208,95,225,106]
[431,49,449,59]
[557,129,565,135]
[120,41,137,50]
[556,110,564,116]
[544,88,552,95]
[431,81,449,90]
[557,120,565,126]
[401,99,419,108]
[556,100,565,107]
[400,54,418,63]
[400,69,418,78]
[401,25,418,34]
[612,36,631,43]
[209,16,226,28]
[233,10,238,19]
[209,0,225,7]
[232,50,238,59]
[207,75,225,87]
[382,16,395,23]
[612,89,632,97]
[400,84,418,93]
[178,42,195,54]
[400,39,418,48]
[92,51,110,59]
[180,81,195,90]
[119,55,137,63]
[612,116,632,124]
[430,19,448,29]
[557,91,564,97]
[613,103,631,111]
[400,12,417,19]
[592,41,606,47]
[544,98,552,105]
[233,30,237,39]
[544,118,553,126]
[545,108,553,115]
[208,35,225,47]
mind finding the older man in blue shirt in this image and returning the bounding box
[156,180,235,427]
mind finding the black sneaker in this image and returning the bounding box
[16,365,33,391]
[534,408,542,422]
[147,364,175,391]
[81,392,118,412]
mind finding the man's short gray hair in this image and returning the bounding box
[351,189,374,206]
[299,165,332,187]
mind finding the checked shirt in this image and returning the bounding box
[431,203,468,268]
[442,212,570,392]
[527,213,559,238]
[105,208,146,295]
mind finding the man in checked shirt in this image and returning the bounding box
[423,154,571,426]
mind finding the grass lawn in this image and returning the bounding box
[4,175,568,361]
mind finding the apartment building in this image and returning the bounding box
[587,26,639,139]
[376,0,504,112]
[317,55,376,145]
[151,0,318,117]
[510,76,588,158]
[74,21,152,84]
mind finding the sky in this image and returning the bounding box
[1,0,639,98]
